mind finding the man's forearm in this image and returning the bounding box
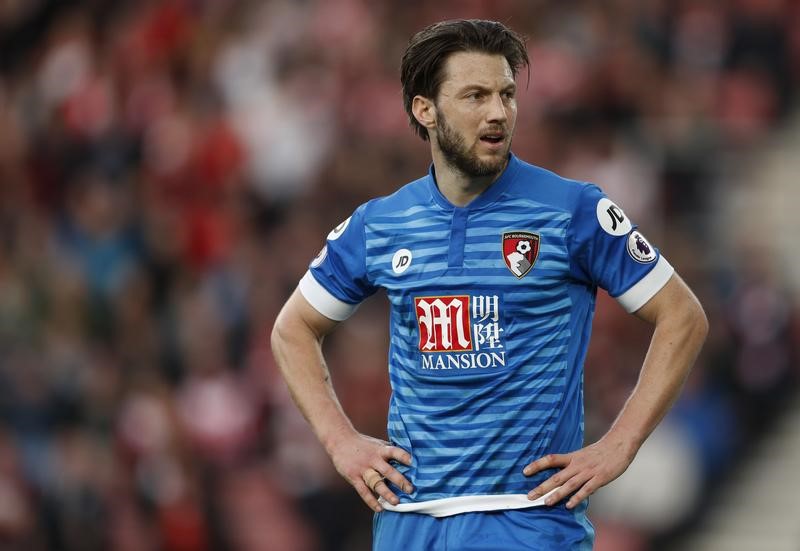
[271,293,356,453]
[271,290,415,512]
[524,274,708,508]
[605,278,709,456]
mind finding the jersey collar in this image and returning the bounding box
[427,153,521,211]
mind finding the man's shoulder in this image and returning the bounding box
[361,175,432,218]
[511,157,592,208]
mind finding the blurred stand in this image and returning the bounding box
[0,1,797,550]
[665,394,800,551]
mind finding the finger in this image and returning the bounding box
[373,461,414,493]
[527,467,575,500]
[566,477,600,509]
[382,445,413,466]
[364,470,401,505]
[543,472,592,506]
[353,479,383,512]
[372,479,400,506]
[363,470,384,491]
[523,453,570,477]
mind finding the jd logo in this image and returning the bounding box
[606,204,625,231]
[596,198,632,236]
[392,249,413,274]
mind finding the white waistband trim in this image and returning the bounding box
[378,487,561,518]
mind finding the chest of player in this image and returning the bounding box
[364,206,571,292]
[364,205,574,369]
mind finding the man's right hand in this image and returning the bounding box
[271,291,414,512]
[328,431,414,512]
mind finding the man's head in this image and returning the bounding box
[401,19,529,177]
[401,20,529,141]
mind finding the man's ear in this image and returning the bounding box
[412,96,437,133]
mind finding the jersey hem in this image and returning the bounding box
[614,256,674,313]
[378,488,561,518]
[298,271,359,321]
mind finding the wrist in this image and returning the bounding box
[319,421,358,456]
[601,427,643,462]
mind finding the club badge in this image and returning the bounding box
[502,232,540,278]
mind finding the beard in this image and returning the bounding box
[436,112,510,178]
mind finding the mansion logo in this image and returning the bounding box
[413,295,506,370]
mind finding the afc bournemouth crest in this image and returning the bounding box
[502,232,540,278]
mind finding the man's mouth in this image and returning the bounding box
[479,129,506,144]
[479,132,505,145]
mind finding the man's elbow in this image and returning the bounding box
[697,305,710,340]
[656,284,709,347]
[270,307,294,365]
[270,318,283,354]
[683,296,709,345]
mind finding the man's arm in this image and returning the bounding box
[271,289,413,512]
[523,273,708,509]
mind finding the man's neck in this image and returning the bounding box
[431,153,508,208]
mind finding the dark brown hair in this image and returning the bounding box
[400,19,529,141]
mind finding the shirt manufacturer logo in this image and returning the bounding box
[392,249,413,274]
[596,198,632,236]
[502,232,540,278]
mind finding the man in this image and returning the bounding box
[271,19,708,550]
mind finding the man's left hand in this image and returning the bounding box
[522,435,637,509]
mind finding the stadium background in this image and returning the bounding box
[0,0,798,549]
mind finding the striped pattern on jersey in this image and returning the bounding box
[365,192,576,501]
[305,153,668,506]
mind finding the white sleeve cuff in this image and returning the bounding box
[298,271,359,321]
[615,256,674,313]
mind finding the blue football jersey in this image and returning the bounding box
[299,154,673,517]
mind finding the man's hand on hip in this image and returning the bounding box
[328,431,414,512]
[522,435,637,510]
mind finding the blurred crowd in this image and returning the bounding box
[0,0,799,550]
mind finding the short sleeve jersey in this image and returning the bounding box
[299,154,673,517]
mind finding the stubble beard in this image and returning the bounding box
[436,112,510,179]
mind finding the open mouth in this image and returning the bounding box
[480,134,504,144]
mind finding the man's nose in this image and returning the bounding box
[486,93,508,123]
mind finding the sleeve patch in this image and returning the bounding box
[327,216,351,241]
[626,231,657,263]
[596,198,632,236]
[310,245,328,268]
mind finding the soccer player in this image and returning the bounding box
[271,19,708,550]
